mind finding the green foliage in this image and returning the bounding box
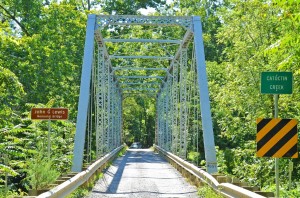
[198,184,222,198]
[118,145,127,157]
[264,183,300,198]
[217,142,274,187]
[24,153,60,190]
[0,66,25,127]
[66,187,90,198]
[123,97,156,147]
[0,189,19,198]
[1,2,87,120]
[207,0,300,194]
[0,102,74,194]
[1,0,80,180]
[96,0,166,15]
[0,164,18,178]
[66,173,104,198]
[1,0,300,196]
[187,151,200,165]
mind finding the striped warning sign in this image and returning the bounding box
[256,118,298,158]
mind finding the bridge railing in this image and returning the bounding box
[153,145,271,198]
[37,145,125,198]
[37,144,271,198]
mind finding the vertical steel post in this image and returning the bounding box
[192,16,218,173]
[179,49,188,159]
[156,94,159,146]
[172,62,179,154]
[96,46,105,158]
[112,85,116,148]
[157,92,163,147]
[108,75,112,151]
[72,14,96,172]
[288,160,293,190]
[104,60,109,153]
[166,78,172,151]
[119,93,123,146]
[274,94,279,198]
[157,93,161,147]
[119,94,123,146]
[164,88,168,149]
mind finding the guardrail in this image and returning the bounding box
[153,145,274,198]
[37,145,125,198]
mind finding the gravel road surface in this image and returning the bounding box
[87,148,199,198]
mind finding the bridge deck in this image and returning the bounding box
[87,149,198,198]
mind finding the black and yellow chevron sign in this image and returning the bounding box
[256,118,298,158]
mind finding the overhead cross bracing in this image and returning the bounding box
[72,15,218,174]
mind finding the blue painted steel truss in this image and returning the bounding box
[72,15,218,173]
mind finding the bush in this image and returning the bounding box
[187,151,200,165]
[0,189,19,198]
[198,184,222,198]
[24,154,59,190]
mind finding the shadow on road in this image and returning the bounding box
[90,148,198,197]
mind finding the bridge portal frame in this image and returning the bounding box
[72,14,217,173]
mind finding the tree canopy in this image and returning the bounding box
[1,0,300,197]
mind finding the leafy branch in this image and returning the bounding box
[0,4,30,36]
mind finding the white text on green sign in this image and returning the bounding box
[261,72,292,94]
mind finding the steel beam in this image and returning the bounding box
[122,93,156,99]
[97,15,192,29]
[72,15,96,172]
[104,38,181,44]
[171,62,179,154]
[110,55,173,60]
[73,15,218,176]
[193,16,218,173]
[117,76,164,79]
[119,82,161,85]
[113,67,168,71]
[166,77,172,151]
[96,46,105,158]
[162,30,194,83]
[179,49,188,160]
[122,88,159,91]
[123,90,157,94]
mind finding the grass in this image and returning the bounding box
[118,145,128,157]
[67,146,127,198]
[198,184,223,198]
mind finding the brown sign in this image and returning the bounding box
[31,108,68,120]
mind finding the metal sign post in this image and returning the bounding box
[288,160,293,190]
[259,71,295,198]
[31,108,68,159]
[274,94,279,198]
[48,120,51,159]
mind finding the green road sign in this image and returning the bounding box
[261,72,293,94]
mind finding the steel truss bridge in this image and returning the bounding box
[72,14,218,174]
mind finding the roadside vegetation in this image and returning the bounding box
[198,185,222,198]
[66,147,126,198]
[1,0,299,197]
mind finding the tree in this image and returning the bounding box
[0,66,25,127]
[206,0,300,193]
[1,1,87,120]
[0,1,84,194]
[95,0,166,15]
[0,0,45,36]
